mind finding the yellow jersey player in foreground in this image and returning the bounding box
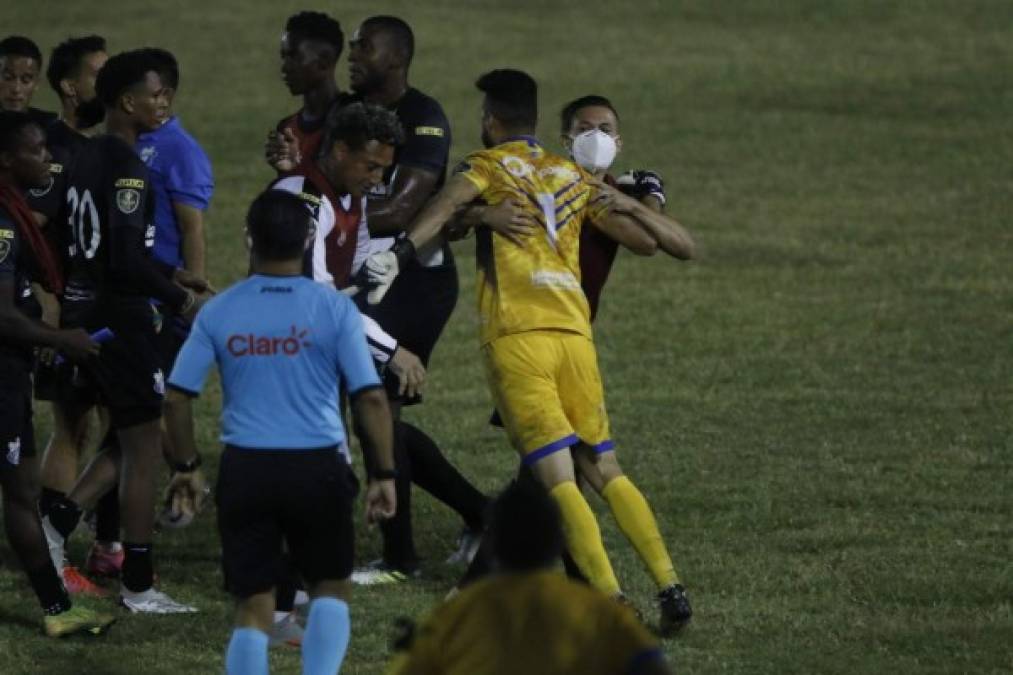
[387,480,672,675]
[359,69,694,633]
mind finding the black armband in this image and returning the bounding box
[371,468,397,481]
[172,455,202,473]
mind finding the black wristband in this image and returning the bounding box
[372,468,397,480]
[172,455,202,473]
[391,234,416,269]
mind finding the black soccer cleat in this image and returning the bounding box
[657,584,692,636]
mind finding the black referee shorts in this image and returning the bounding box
[215,445,359,599]
[361,251,459,403]
[0,372,36,474]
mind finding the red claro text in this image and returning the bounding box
[227,326,312,356]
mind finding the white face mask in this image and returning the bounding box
[570,129,617,173]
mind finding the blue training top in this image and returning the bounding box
[137,116,214,268]
[168,274,379,449]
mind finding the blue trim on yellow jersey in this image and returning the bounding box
[523,433,579,466]
[628,647,664,673]
[590,439,615,454]
[502,135,541,148]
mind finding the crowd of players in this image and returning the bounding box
[0,10,694,674]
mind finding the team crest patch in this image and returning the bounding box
[117,189,141,214]
[0,239,10,265]
[6,437,21,466]
[501,155,532,178]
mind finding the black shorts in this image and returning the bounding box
[33,357,99,407]
[360,252,459,402]
[61,301,164,430]
[0,381,37,473]
[216,445,359,599]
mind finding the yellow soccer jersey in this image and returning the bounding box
[386,570,663,675]
[456,137,609,345]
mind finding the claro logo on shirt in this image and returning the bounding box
[227,326,312,357]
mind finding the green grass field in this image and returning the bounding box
[1,0,1011,672]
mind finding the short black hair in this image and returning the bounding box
[475,69,538,131]
[0,36,43,65]
[46,35,106,97]
[247,190,313,262]
[95,49,162,107]
[0,110,39,154]
[321,101,404,155]
[361,16,414,67]
[560,95,619,134]
[286,11,344,59]
[138,47,178,91]
[489,479,564,572]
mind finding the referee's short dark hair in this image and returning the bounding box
[95,49,162,107]
[0,36,43,65]
[286,11,344,59]
[247,190,313,262]
[560,95,619,134]
[476,69,538,132]
[46,35,106,96]
[321,101,404,155]
[489,479,564,572]
[362,16,414,68]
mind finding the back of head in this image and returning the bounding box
[46,35,106,96]
[0,109,36,154]
[286,11,344,60]
[246,189,312,261]
[560,94,618,134]
[137,47,178,91]
[475,69,538,133]
[361,15,414,69]
[489,479,564,572]
[95,49,161,108]
[321,100,404,155]
[0,35,43,65]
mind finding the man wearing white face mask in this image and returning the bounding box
[560,94,694,319]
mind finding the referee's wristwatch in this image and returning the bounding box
[172,455,202,473]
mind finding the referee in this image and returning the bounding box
[163,189,396,675]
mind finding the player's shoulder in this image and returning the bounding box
[399,88,449,127]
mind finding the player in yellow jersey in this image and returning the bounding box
[359,69,694,633]
[386,480,671,675]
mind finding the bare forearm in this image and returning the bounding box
[406,193,463,250]
[163,390,201,464]
[0,306,68,349]
[351,388,395,472]
[628,200,695,260]
[366,199,413,236]
[176,203,207,277]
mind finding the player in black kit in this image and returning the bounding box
[348,16,489,583]
[40,50,209,614]
[0,110,113,636]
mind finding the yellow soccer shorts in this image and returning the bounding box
[482,330,613,466]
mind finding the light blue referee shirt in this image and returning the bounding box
[168,274,379,449]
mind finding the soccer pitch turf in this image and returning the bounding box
[1,1,1010,673]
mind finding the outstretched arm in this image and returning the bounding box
[592,180,695,259]
[405,174,483,250]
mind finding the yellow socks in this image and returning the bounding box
[549,481,621,595]
[602,475,679,588]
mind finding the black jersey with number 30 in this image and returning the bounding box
[61,134,156,318]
